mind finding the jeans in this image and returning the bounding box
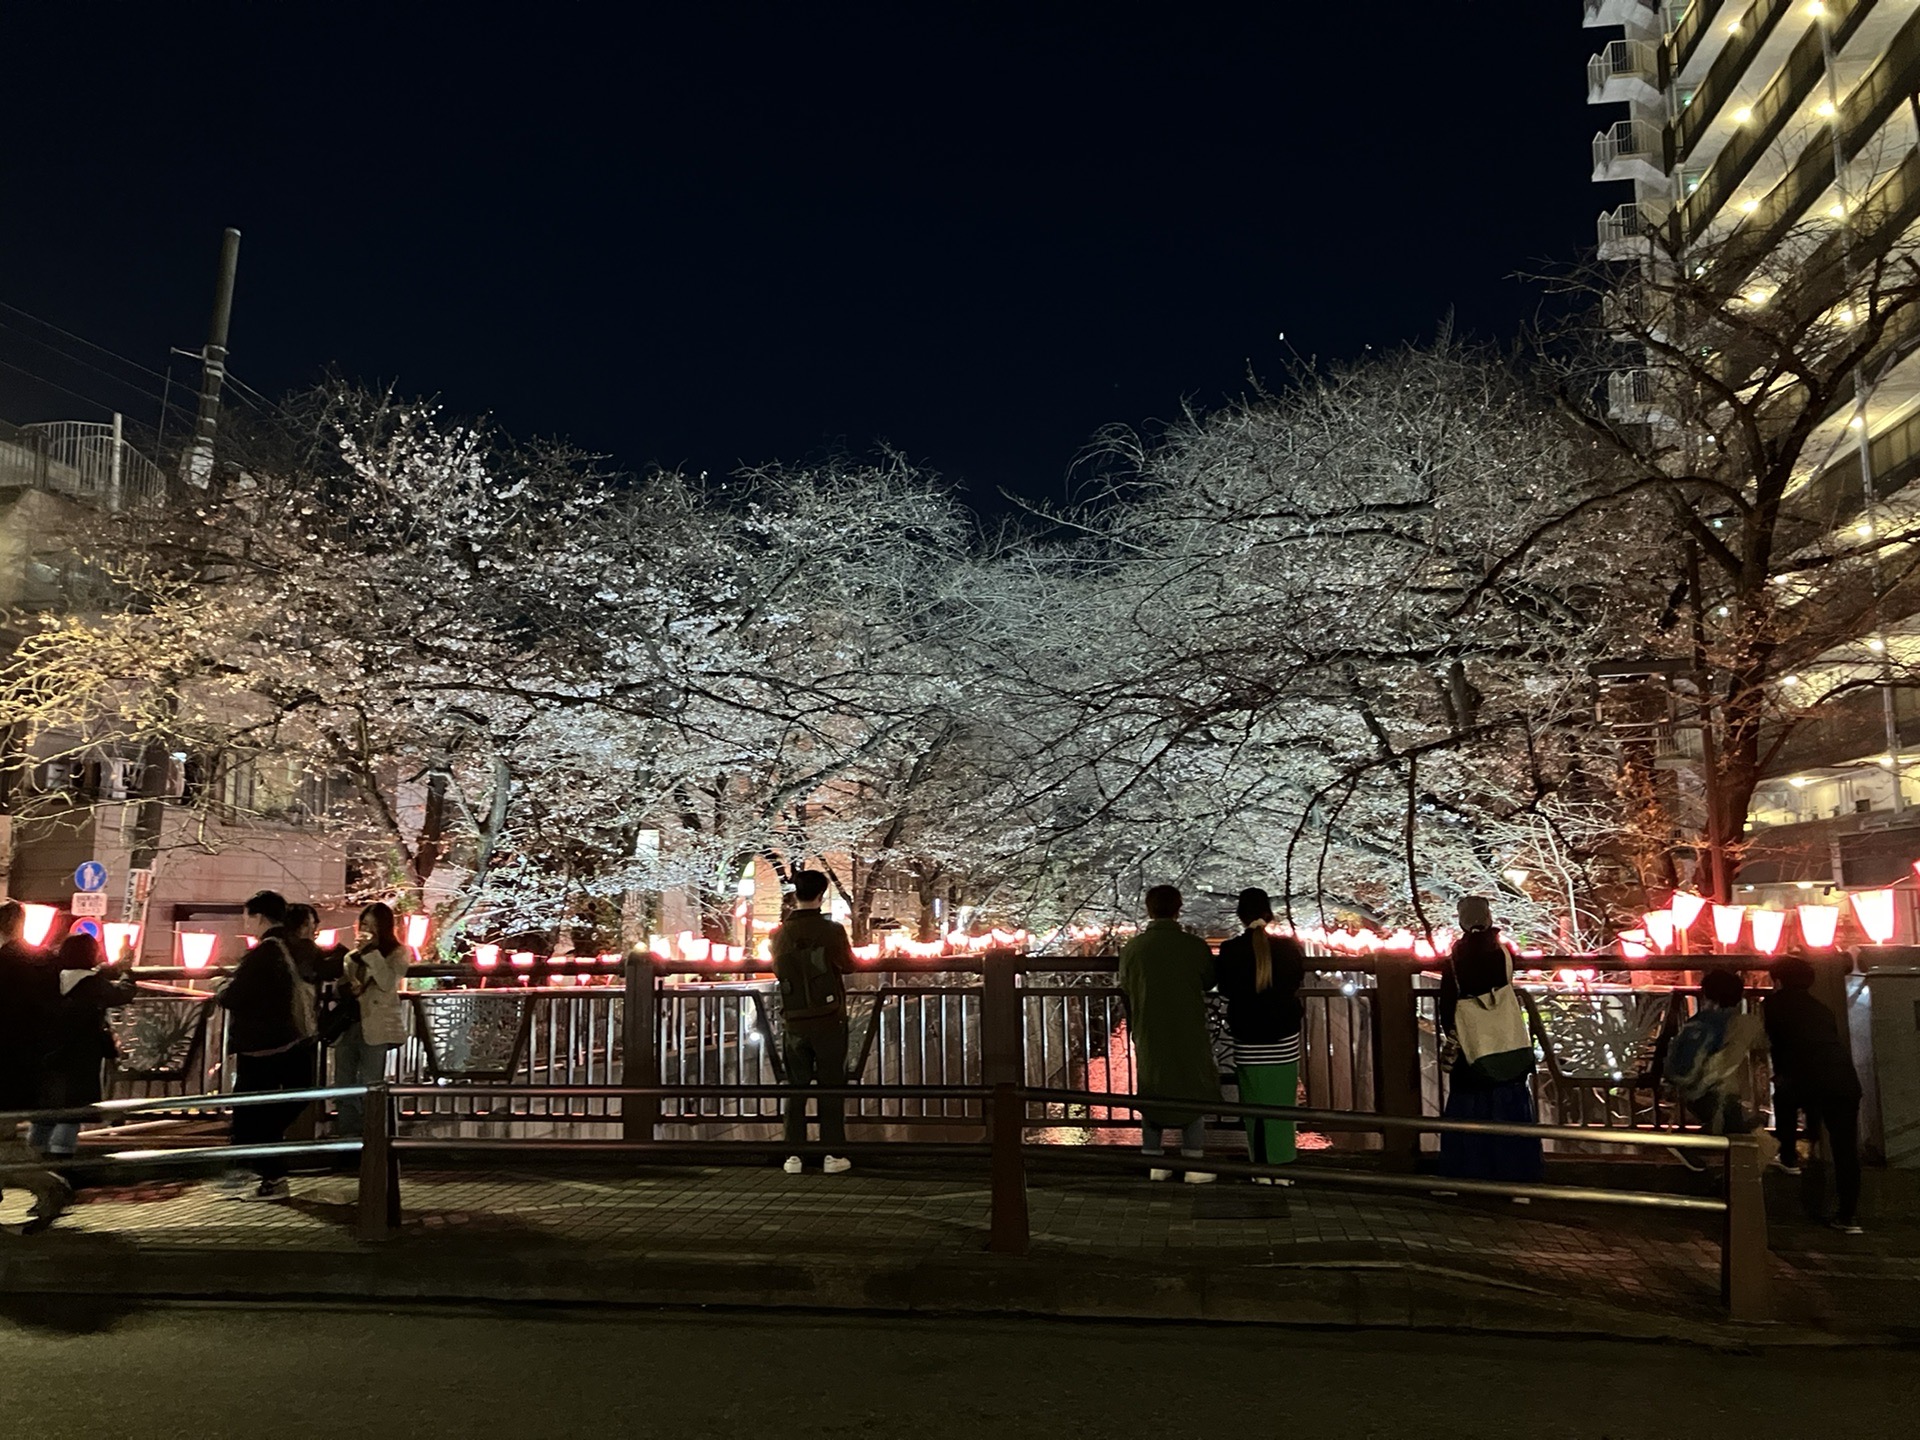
[1142,1118,1206,1157]
[231,1044,318,1181]
[330,1023,397,1137]
[782,1022,849,1149]
[27,1121,80,1157]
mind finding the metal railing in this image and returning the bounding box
[1592,118,1668,182]
[1589,38,1663,103]
[0,419,168,511]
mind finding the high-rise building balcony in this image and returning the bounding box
[1583,0,1664,30]
[1588,38,1664,105]
[1592,118,1669,185]
[1607,367,1667,421]
[1596,200,1662,257]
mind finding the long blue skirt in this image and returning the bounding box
[1440,1066,1545,1183]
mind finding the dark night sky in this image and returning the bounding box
[2,3,1607,506]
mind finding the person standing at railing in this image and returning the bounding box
[1118,885,1220,1183]
[1437,896,1544,1185]
[213,890,318,1202]
[1213,888,1304,1179]
[772,870,857,1175]
[0,899,72,1231]
[332,903,411,1137]
[27,931,135,1162]
[1763,956,1864,1234]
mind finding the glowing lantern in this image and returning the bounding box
[403,914,431,952]
[509,950,536,968]
[1669,891,1709,931]
[1749,910,1786,955]
[1797,904,1840,948]
[473,943,500,968]
[315,928,338,948]
[243,935,258,949]
[1383,929,1417,953]
[647,935,673,960]
[1643,910,1675,951]
[1711,904,1747,948]
[102,922,142,963]
[680,937,711,963]
[20,903,59,948]
[598,951,621,965]
[1849,888,1897,944]
[179,931,218,970]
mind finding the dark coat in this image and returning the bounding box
[0,939,54,1109]
[1117,919,1221,1128]
[1762,987,1861,1100]
[215,930,312,1055]
[35,965,137,1109]
[1213,929,1306,1045]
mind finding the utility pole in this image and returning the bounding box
[178,226,241,489]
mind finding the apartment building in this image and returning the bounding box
[1587,0,1920,930]
[0,416,348,963]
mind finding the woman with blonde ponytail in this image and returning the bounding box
[1214,888,1306,1174]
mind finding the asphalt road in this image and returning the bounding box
[0,1300,1911,1439]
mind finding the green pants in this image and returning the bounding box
[1236,1061,1298,1165]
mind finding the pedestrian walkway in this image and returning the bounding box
[4,1160,1914,1342]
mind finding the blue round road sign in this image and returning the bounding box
[75,861,108,892]
[72,919,101,940]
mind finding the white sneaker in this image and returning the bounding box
[1184,1170,1217,1185]
[1148,1167,1174,1182]
[782,1155,804,1174]
[822,1155,852,1175]
[234,1177,290,1203]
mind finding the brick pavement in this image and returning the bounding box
[5,1156,1913,1337]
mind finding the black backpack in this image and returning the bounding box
[777,942,846,1024]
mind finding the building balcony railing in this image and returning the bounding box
[1592,118,1669,185]
[0,418,167,512]
[1583,0,1663,31]
[1596,200,1662,258]
[1607,367,1667,422]
[1589,38,1664,105]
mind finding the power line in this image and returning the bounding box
[0,298,174,385]
[0,355,136,416]
[0,317,185,416]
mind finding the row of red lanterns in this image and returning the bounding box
[1634,886,1900,955]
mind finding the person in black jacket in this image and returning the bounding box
[771,871,858,1176]
[1213,888,1305,1174]
[1765,956,1865,1234]
[0,900,70,1229]
[213,890,317,1201]
[27,932,136,1159]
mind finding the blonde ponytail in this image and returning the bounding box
[1249,921,1273,993]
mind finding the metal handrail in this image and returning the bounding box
[0,1084,371,1126]
[0,1140,360,1176]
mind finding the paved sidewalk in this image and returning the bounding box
[3,1158,1914,1343]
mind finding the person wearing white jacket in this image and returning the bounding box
[333,902,411,1136]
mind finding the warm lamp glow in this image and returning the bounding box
[598,951,621,964]
[1711,904,1747,948]
[509,950,536,968]
[179,931,218,970]
[473,943,500,968]
[1643,909,1675,950]
[681,937,711,962]
[102,922,141,962]
[20,903,59,948]
[403,914,431,951]
[315,928,338,948]
[1669,891,1709,931]
[1849,888,1897,943]
[1797,903,1840,947]
[1749,910,1786,955]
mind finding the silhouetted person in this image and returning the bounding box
[1438,896,1544,1184]
[1118,885,1219,1182]
[772,871,856,1175]
[0,900,69,1229]
[214,890,317,1201]
[1765,956,1864,1234]
[1213,887,1304,1177]
[29,931,135,1160]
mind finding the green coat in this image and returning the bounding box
[1118,919,1221,1128]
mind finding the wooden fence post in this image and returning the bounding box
[1722,1132,1771,1321]
[987,1081,1030,1256]
[1372,958,1423,1167]
[623,952,660,1142]
[981,948,1021,1089]
[356,1084,399,1241]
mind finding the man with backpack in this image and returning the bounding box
[1666,967,1777,1167]
[771,871,857,1175]
[213,890,318,1201]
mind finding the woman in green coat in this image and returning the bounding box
[1117,885,1221,1182]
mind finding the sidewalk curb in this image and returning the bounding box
[0,1237,1892,1348]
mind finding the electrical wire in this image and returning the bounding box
[0,298,174,384]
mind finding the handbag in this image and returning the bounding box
[1451,953,1535,1083]
[316,980,361,1046]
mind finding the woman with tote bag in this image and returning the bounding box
[1437,896,1544,1183]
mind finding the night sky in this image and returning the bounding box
[3,3,1604,506]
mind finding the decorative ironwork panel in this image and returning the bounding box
[412,992,531,1080]
[107,997,211,1081]
[1530,989,1671,1081]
